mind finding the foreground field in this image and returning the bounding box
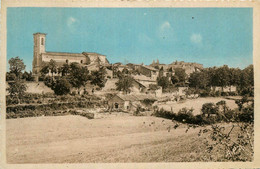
[157,97,238,115]
[7,114,210,163]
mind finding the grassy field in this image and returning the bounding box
[157,97,238,115]
[7,114,212,163]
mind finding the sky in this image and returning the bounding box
[7,8,252,72]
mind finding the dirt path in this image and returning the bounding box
[6,115,204,163]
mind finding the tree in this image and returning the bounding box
[201,103,218,117]
[189,70,209,89]
[115,75,134,94]
[212,65,230,88]
[68,62,89,92]
[49,59,58,79]
[22,71,34,81]
[157,76,170,89]
[53,77,71,95]
[58,63,70,76]
[229,68,241,86]
[6,72,16,81]
[171,75,179,84]
[8,56,26,79]
[90,67,106,88]
[174,68,187,83]
[7,80,27,104]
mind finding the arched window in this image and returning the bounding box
[80,60,83,64]
[41,38,44,45]
[66,59,69,63]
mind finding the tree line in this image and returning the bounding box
[40,59,107,95]
[156,65,254,96]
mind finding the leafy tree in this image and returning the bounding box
[40,64,50,76]
[174,68,187,83]
[22,71,34,81]
[7,80,27,104]
[229,68,241,86]
[68,62,89,92]
[49,59,58,79]
[90,67,106,88]
[53,77,71,95]
[6,72,16,81]
[189,71,209,89]
[201,103,218,117]
[157,76,170,89]
[171,75,179,84]
[58,63,70,76]
[8,56,26,79]
[115,75,134,94]
[212,65,230,88]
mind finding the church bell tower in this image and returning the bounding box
[32,33,46,81]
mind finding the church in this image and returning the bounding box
[32,33,109,81]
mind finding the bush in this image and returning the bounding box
[53,78,71,95]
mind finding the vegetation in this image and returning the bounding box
[115,75,134,94]
[157,76,170,89]
[188,65,254,96]
[153,96,254,125]
[8,56,26,78]
[89,66,106,88]
[7,56,27,104]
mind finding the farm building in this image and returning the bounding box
[107,94,156,111]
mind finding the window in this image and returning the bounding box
[80,60,83,64]
[115,103,119,109]
[41,38,44,45]
[66,59,69,63]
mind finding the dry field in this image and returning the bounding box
[7,114,210,163]
[157,97,238,115]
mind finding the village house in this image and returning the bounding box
[107,94,156,111]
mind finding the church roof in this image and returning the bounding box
[43,51,85,57]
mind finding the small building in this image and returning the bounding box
[107,94,157,111]
[108,94,140,111]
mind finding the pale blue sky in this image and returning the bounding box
[7,8,252,71]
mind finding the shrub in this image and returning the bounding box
[53,78,71,95]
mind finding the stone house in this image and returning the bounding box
[107,94,157,111]
[107,94,140,111]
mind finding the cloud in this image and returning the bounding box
[67,17,79,32]
[67,17,77,26]
[190,33,202,44]
[158,21,175,41]
[160,21,171,31]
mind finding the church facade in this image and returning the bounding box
[32,33,109,81]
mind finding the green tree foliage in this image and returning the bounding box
[171,75,179,84]
[8,56,26,79]
[6,72,17,81]
[68,62,89,90]
[115,75,134,94]
[49,59,58,78]
[212,65,230,88]
[22,71,34,81]
[188,70,209,89]
[201,103,218,117]
[157,76,170,89]
[58,63,70,76]
[173,68,187,83]
[53,77,72,95]
[7,80,27,104]
[90,67,106,88]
